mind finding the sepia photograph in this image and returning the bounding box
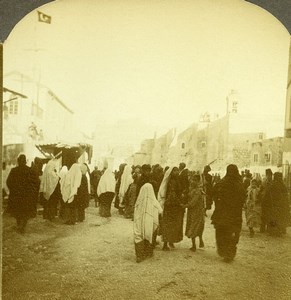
[1,0,291,299]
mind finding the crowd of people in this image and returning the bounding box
[3,154,291,264]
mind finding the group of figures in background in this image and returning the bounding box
[3,154,291,264]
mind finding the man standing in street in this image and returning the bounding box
[6,154,38,234]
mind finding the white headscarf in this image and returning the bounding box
[39,159,59,201]
[133,183,163,244]
[60,163,82,203]
[157,166,175,210]
[119,165,133,206]
[59,166,68,180]
[97,168,116,197]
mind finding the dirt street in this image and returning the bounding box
[2,202,291,300]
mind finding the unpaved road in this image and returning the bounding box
[2,202,291,300]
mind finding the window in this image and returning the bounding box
[265,153,271,163]
[9,100,19,115]
[181,143,185,149]
[259,133,263,140]
[253,154,258,163]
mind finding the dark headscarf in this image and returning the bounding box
[225,164,240,179]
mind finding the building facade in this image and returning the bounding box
[250,137,283,176]
[3,72,74,164]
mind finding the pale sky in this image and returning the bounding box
[3,0,290,148]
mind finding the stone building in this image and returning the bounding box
[150,129,176,166]
[130,138,155,166]
[250,137,283,176]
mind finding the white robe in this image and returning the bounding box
[60,163,82,203]
[97,169,116,197]
[39,159,59,201]
[134,183,163,244]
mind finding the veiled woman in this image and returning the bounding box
[158,166,184,251]
[118,165,133,215]
[267,172,290,236]
[133,183,162,263]
[40,159,62,221]
[211,164,245,262]
[97,168,116,218]
[74,164,90,222]
[60,163,82,225]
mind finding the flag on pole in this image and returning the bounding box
[37,11,52,24]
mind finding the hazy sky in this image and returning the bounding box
[3,0,290,146]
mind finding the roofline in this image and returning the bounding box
[3,87,27,98]
[4,71,74,114]
[47,90,74,114]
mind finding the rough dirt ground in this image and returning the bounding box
[2,201,291,300]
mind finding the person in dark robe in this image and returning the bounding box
[178,162,189,205]
[97,168,116,218]
[202,165,213,210]
[258,169,273,233]
[75,164,90,222]
[158,166,184,250]
[265,172,290,236]
[123,173,139,219]
[182,173,205,251]
[90,166,102,207]
[151,164,164,198]
[114,163,126,213]
[6,154,38,233]
[211,164,245,262]
[30,157,43,212]
[243,170,252,191]
[136,164,153,197]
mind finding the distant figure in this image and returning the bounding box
[151,164,164,198]
[30,157,44,212]
[6,154,38,234]
[136,164,153,197]
[133,183,162,263]
[211,164,245,262]
[28,122,38,140]
[74,164,90,222]
[243,170,252,191]
[202,165,213,210]
[90,166,102,207]
[182,174,205,251]
[114,163,126,212]
[97,168,116,218]
[259,169,273,233]
[119,165,134,215]
[2,162,10,203]
[245,179,261,237]
[123,173,139,219]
